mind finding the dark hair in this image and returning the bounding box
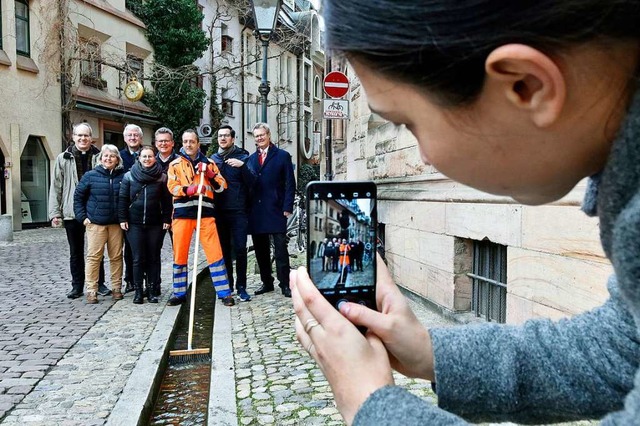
[219,125,236,138]
[139,145,157,155]
[324,1,640,105]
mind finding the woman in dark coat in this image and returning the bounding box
[74,144,125,304]
[119,146,172,304]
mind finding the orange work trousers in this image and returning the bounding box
[171,217,231,298]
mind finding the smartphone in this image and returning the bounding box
[305,181,377,312]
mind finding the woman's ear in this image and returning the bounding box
[485,44,566,127]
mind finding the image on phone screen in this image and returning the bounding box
[306,181,377,311]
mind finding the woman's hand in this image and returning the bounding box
[291,267,394,425]
[120,222,128,231]
[338,254,435,380]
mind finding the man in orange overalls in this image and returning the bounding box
[166,129,234,307]
[338,238,351,285]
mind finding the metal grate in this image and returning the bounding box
[469,240,507,323]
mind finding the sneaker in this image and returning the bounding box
[238,290,251,302]
[97,283,112,296]
[167,295,186,306]
[222,295,235,307]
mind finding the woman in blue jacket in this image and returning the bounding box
[74,144,125,304]
[119,145,172,304]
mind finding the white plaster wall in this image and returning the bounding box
[0,0,62,229]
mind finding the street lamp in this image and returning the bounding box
[251,0,281,123]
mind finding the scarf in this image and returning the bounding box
[130,160,163,183]
[581,89,640,323]
[70,145,99,180]
[218,144,237,159]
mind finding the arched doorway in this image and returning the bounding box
[20,137,50,226]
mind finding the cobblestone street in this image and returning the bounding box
[228,251,451,425]
[0,228,597,425]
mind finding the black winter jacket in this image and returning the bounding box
[211,146,256,212]
[118,162,172,226]
[74,165,125,225]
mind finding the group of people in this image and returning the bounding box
[319,237,365,272]
[50,120,296,308]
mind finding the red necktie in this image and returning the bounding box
[259,150,266,165]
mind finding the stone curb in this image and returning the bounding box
[208,291,237,425]
[107,249,209,426]
[105,301,180,426]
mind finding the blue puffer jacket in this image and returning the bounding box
[74,165,125,225]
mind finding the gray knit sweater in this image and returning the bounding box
[354,92,640,425]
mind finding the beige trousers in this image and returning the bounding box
[85,223,123,293]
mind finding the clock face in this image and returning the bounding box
[124,81,143,101]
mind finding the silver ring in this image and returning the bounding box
[304,319,320,333]
[306,342,314,353]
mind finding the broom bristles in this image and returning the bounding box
[169,348,211,364]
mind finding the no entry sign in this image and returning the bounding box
[323,71,349,98]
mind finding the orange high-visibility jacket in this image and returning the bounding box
[167,153,227,219]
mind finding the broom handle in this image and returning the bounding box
[187,170,205,351]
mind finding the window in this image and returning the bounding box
[221,24,232,53]
[127,55,144,82]
[15,0,30,56]
[314,75,321,99]
[280,55,286,86]
[255,40,260,74]
[286,56,293,88]
[246,94,254,129]
[469,240,507,323]
[80,40,105,89]
[255,99,260,124]
[319,218,323,232]
[20,137,50,224]
[304,64,311,106]
[222,90,233,116]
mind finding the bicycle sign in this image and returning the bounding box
[323,99,349,120]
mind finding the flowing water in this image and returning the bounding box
[148,272,215,425]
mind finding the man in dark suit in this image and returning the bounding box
[212,125,256,302]
[247,122,296,298]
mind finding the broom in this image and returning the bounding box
[169,169,211,363]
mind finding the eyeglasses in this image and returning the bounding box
[74,134,91,138]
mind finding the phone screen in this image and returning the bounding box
[306,181,377,312]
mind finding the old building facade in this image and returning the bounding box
[0,0,156,230]
[196,0,323,173]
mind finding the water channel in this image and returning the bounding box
[148,272,215,425]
